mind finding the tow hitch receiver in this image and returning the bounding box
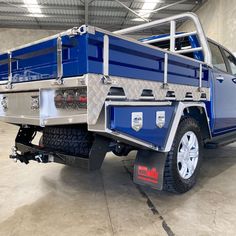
[133,150,167,190]
[10,146,51,164]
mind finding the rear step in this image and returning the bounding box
[205,134,236,149]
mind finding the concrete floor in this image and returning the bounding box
[0,122,236,236]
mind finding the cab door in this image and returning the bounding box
[209,41,236,134]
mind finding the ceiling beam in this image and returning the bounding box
[0,5,189,15]
[114,0,149,22]
[0,20,168,32]
[0,1,196,11]
[0,10,189,21]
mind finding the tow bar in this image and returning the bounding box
[10,145,53,164]
[10,127,111,170]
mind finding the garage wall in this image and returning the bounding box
[0,27,145,53]
[179,0,236,52]
[0,28,60,53]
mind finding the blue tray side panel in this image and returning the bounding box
[0,34,88,82]
[87,32,209,87]
[0,31,209,87]
[109,105,175,149]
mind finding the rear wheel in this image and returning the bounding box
[42,125,94,158]
[163,117,203,193]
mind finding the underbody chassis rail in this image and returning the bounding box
[11,127,110,171]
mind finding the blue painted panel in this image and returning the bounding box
[109,105,175,149]
[87,32,209,87]
[0,34,88,82]
[210,66,236,135]
[0,30,210,88]
[0,53,9,81]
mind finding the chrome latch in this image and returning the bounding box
[31,96,39,110]
[101,75,112,85]
[1,96,8,111]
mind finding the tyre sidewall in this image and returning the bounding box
[167,118,203,193]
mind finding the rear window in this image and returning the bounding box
[150,36,195,59]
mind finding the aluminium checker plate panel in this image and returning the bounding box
[87,73,210,125]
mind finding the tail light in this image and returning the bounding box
[76,93,87,109]
[54,88,87,109]
[65,91,75,108]
[54,93,65,108]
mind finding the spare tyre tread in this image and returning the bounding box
[43,125,94,158]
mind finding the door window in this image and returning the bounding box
[223,50,236,75]
[208,41,227,72]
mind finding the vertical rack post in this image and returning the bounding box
[7,52,12,89]
[103,35,109,77]
[56,36,63,85]
[170,20,176,52]
[163,53,169,88]
[102,35,111,84]
[199,63,203,91]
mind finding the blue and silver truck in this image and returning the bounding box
[1,13,236,193]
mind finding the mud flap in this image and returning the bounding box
[133,150,167,190]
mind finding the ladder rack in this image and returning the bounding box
[114,12,212,66]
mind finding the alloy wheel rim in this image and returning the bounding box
[177,131,199,179]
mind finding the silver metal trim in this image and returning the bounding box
[0,88,88,127]
[114,12,212,65]
[175,47,203,54]
[87,73,210,125]
[103,35,109,77]
[107,130,158,151]
[42,114,87,126]
[170,20,176,52]
[0,116,40,126]
[105,101,172,106]
[163,53,168,86]
[56,36,63,85]
[94,25,210,67]
[0,76,87,92]
[0,114,87,127]
[106,95,127,99]
[142,31,197,44]
[199,63,203,91]
[7,52,12,89]
[164,102,211,152]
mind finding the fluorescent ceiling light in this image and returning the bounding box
[132,18,146,22]
[132,0,160,21]
[23,0,42,15]
[139,0,160,18]
[27,13,45,18]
